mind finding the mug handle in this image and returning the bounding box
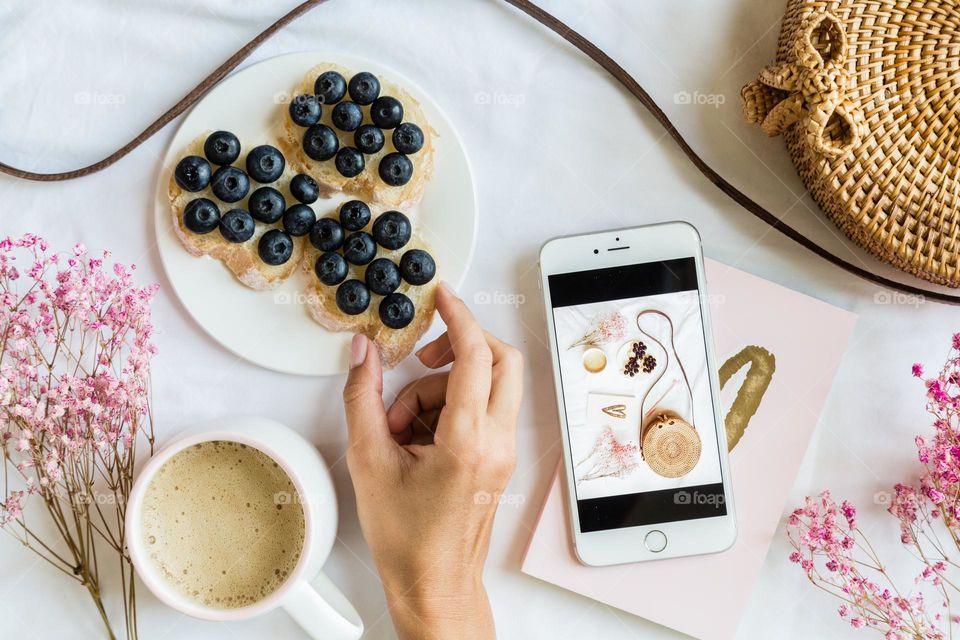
[282,572,364,640]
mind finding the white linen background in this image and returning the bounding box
[0,1,950,639]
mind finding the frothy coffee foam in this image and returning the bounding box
[141,441,305,609]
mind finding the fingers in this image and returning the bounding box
[342,335,393,461]
[486,336,524,426]
[386,373,449,443]
[417,286,524,428]
[415,331,455,369]
[432,283,492,415]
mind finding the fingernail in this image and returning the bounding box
[415,345,426,358]
[350,334,368,368]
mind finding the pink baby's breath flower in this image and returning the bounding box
[1,491,23,524]
[789,334,960,639]
[0,235,156,638]
[569,311,628,349]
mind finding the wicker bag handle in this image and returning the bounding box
[2,0,958,305]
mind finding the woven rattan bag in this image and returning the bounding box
[742,1,960,287]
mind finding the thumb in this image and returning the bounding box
[342,335,392,460]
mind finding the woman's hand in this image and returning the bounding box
[342,282,523,640]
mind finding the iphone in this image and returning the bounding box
[539,222,736,565]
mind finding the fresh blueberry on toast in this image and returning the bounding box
[280,63,437,209]
[168,131,306,290]
[299,200,438,369]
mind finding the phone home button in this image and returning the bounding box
[644,530,667,553]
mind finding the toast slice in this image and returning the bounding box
[168,134,305,290]
[300,209,437,370]
[280,63,437,210]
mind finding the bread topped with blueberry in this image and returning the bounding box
[280,64,437,210]
[169,131,321,290]
[169,61,444,369]
[302,201,438,369]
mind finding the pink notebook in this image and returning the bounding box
[521,260,858,640]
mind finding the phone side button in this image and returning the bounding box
[644,530,667,553]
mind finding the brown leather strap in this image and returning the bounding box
[2,0,958,305]
[636,310,695,430]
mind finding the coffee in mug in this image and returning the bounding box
[140,441,305,609]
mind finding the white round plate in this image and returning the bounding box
[154,52,477,376]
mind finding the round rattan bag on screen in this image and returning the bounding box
[742,1,960,287]
[641,413,701,479]
[636,311,702,479]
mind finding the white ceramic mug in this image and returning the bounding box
[126,416,363,639]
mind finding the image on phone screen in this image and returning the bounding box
[549,257,728,533]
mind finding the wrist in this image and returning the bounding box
[382,571,493,640]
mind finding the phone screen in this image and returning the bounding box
[548,257,727,532]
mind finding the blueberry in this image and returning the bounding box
[365,258,401,295]
[174,155,211,192]
[246,145,285,184]
[354,124,385,154]
[183,198,220,234]
[258,229,294,266]
[302,124,339,161]
[315,71,347,104]
[211,166,250,203]
[392,123,424,154]
[339,200,371,231]
[219,209,255,243]
[203,131,241,166]
[290,174,319,204]
[315,252,349,286]
[379,293,415,329]
[348,72,381,105]
[288,94,321,127]
[247,187,285,223]
[371,211,411,250]
[378,153,413,187]
[336,279,371,315]
[283,204,316,237]
[309,218,344,252]
[399,249,436,285]
[331,102,363,132]
[342,231,377,265]
[335,147,365,178]
[371,96,403,129]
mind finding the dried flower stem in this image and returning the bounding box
[788,335,960,639]
[0,235,158,639]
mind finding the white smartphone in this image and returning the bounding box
[538,222,736,566]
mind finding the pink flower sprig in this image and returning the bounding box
[569,310,627,349]
[787,491,943,639]
[0,234,158,640]
[789,334,960,639]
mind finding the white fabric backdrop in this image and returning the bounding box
[0,1,950,638]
